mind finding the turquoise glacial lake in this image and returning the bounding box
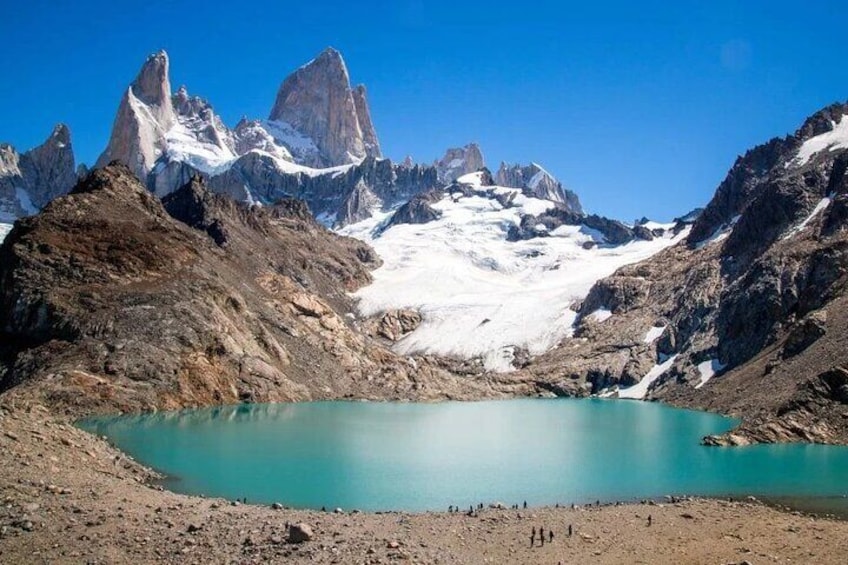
[78,399,848,512]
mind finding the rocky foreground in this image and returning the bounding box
[1,400,847,565]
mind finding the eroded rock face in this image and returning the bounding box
[209,154,440,227]
[18,124,78,209]
[352,85,381,159]
[269,48,377,167]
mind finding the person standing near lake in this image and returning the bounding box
[539,526,545,546]
[549,529,554,543]
[530,526,536,547]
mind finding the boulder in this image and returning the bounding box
[377,309,422,341]
[287,523,314,543]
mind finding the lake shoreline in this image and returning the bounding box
[3,397,848,563]
[75,399,848,516]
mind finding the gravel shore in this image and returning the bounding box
[2,402,847,564]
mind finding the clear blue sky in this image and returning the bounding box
[2,1,847,221]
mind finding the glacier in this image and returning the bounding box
[340,172,687,372]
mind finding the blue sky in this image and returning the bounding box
[1,1,847,221]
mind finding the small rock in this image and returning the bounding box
[288,523,314,543]
[187,523,203,533]
[271,502,284,510]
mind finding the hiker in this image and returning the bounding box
[648,514,652,526]
[448,505,453,513]
[539,526,545,546]
[523,500,527,509]
[531,526,536,547]
[568,524,573,537]
[549,529,554,543]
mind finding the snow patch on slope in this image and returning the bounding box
[794,116,848,166]
[695,358,726,389]
[782,195,832,240]
[588,308,613,323]
[164,122,236,175]
[643,325,666,344]
[341,184,686,371]
[694,214,740,249]
[619,355,678,399]
[0,222,12,243]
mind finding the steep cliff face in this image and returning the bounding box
[269,48,379,167]
[208,154,440,227]
[352,84,381,159]
[0,125,78,222]
[522,101,848,444]
[96,51,176,182]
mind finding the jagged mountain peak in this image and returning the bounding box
[268,47,379,166]
[133,50,172,110]
[49,123,71,146]
[435,143,485,183]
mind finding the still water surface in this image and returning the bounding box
[79,399,848,511]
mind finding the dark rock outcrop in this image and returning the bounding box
[385,189,444,227]
[209,154,440,227]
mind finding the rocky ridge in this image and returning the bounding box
[517,101,848,445]
[0,164,514,416]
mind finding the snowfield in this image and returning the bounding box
[0,222,12,243]
[340,174,688,371]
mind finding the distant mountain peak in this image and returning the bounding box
[435,143,485,183]
[269,47,380,166]
[133,50,172,110]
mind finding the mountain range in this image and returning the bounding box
[1,48,848,445]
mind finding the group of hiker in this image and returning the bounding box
[529,525,559,547]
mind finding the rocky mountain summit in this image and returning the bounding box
[96,49,383,192]
[3,49,594,232]
[0,124,78,222]
[519,101,848,444]
[434,143,485,183]
[269,47,382,166]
